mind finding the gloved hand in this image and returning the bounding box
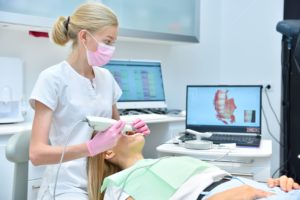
[131,118,150,136]
[86,120,125,156]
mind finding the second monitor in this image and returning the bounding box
[104,60,167,110]
[186,85,262,134]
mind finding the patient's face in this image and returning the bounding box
[113,133,145,155]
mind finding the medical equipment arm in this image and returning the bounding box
[86,120,126,156]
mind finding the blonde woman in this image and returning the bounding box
[93,132,300,200]
[29,2,150,200]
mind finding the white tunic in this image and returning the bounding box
[29,61,121,199]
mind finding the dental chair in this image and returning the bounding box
[5,130,31,200]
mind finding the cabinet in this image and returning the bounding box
[157,140,272,182]
[28,162,45,200]
[0,0,83,31]
[0,0,199,42]
[102,0,199,42]
[0,134,14,200]
[27,179,42,200]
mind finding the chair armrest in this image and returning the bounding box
[6,131,30,163]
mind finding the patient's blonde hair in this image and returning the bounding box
[52,2,118,47]
[87,146,121,200]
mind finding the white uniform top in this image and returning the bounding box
[29,61,121,199]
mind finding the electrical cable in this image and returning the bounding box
[272,152,291,178]
[52,119,87,200]
[231,176,246,185]
[209,147,233,162]
[116,156,170,200]
[114,155,276,200]
[115,150,233,200]
[263,86,290,177]
[264,87,281,128]
[261,106,283,147]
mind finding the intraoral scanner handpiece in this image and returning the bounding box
[86,116,133,133]
[185,129,212,139]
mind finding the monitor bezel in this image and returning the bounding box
[185,85,263,134]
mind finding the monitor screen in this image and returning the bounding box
[104,60,167,109]
[186,85,262,134]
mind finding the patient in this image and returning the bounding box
[87,132,300,200]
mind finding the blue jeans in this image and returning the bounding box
[204,177,300,200]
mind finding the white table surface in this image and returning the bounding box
[0,121,32,135]
[157,139,272,158]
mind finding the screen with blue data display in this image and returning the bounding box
[186,85,262,133]
[104,60,167,109]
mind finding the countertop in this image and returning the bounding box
[0,115,185,135]
[0,121,32,135]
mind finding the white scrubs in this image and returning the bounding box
[30,61,121,200]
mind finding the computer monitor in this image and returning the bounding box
[104,60,167,109]
[186,85,262,133]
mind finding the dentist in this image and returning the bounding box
[29,2,150,200]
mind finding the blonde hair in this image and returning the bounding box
[51,2,118,47]
[87,153,121,200]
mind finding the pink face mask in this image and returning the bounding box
[83,31,115,67]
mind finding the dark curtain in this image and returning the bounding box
[281,0,300,182]
[284,0,300,19]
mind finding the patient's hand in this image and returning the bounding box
[267,175,300,192]
[207,185,273,200]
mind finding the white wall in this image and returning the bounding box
[0,29,173,119]
[166,0,284,176]
[220,0,284,177]
[0,29,69,102]
[0,0,284,176]
[165,0,223,109]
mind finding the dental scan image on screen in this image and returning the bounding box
[186,86,262,133]
[104,60,167,109]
